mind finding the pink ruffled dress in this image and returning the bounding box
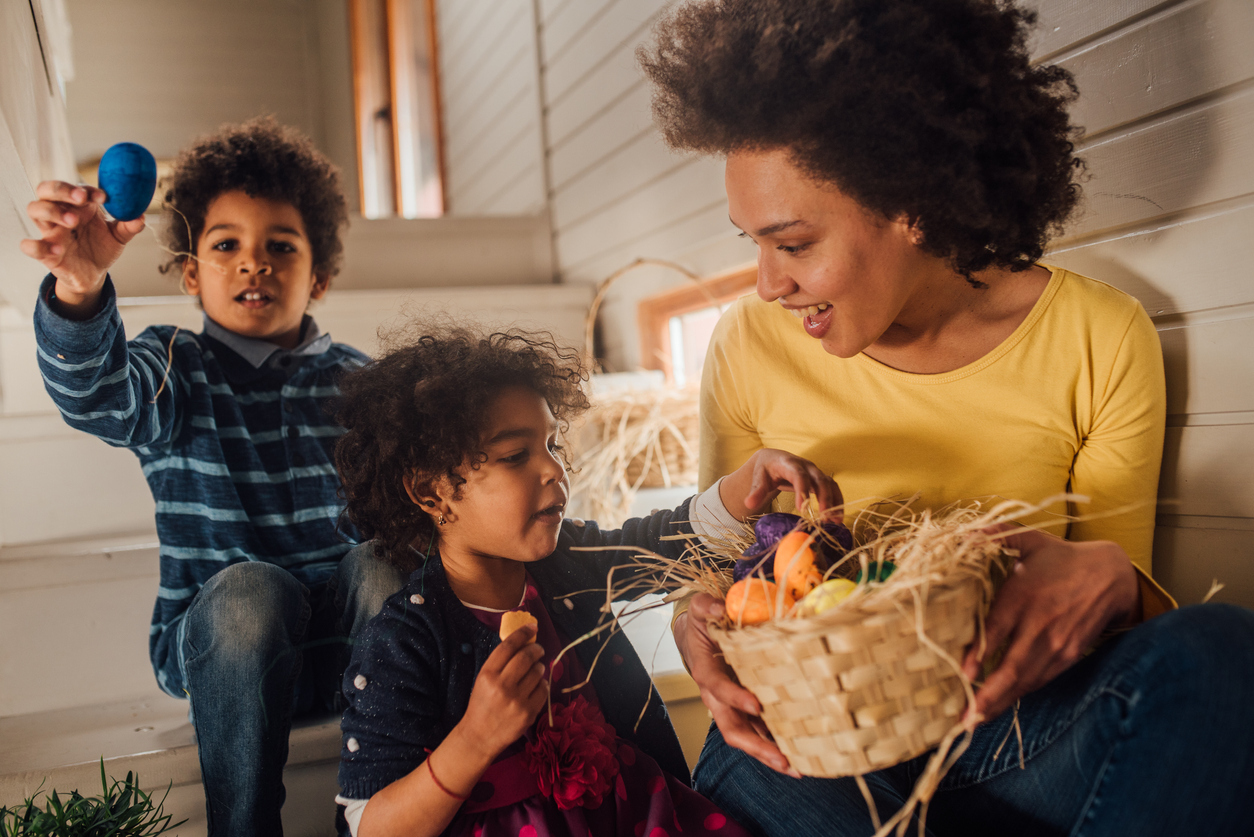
[450,577,749,837]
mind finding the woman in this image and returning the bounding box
[639,0,1254,834]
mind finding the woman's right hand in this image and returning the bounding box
[676,593,801,777]
[458,625,549,760]
[20,181,146,318]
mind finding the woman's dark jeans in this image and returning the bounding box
[694,604,1254,837]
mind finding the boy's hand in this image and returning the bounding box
[720,448,843,522]
[459,625,549,760]
[20,181,146,318]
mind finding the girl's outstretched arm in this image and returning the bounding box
[357,626,548,837]
[717,448,842,521]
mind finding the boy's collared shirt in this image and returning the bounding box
[202,313,332,371]
[34,274,369,697]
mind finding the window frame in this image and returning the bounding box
[637,263,757,384]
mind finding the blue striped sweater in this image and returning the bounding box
[35,276,367,696]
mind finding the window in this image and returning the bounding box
[349,0,445,219]
[637,265,757,386]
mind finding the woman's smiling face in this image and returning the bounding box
[725,148,936,358]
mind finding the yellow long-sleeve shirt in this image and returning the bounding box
[699,266,1173,614]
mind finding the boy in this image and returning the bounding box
[20,118,406,836]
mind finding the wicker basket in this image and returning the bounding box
[709,576,984,778]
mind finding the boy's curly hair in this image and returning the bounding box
[159,117,349,279]
[638,0,1083,279]
[334,322,590,567]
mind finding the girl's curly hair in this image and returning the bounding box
[334,323,590,567]
[159,117,349,279]
[638,0,1083,279]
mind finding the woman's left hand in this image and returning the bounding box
[962,527,1141,722]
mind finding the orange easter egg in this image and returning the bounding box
[725,577,792,626]
[500,610,538,642]
[773,531,823,600]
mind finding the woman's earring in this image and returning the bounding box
[438,513,446,526]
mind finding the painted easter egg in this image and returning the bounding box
[97,142,158,221]
[854,561,897,584]
[753,512,801,549]
[800,578,858,615]
[773,530,823,600]
[732,554,771,583]
[499,610,538,642]
[725,577,790,626]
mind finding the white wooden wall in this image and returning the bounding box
[1036,0,1254,608]
[535,0,754,369]
[436,0,548,216]
[55,0,553,298]
[527,0,1254,606]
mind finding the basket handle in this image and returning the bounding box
[583,257,718,372]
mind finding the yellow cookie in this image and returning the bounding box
[499,610,538,642]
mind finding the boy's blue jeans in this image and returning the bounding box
[694,604,1254,837]
[171,545,406,837]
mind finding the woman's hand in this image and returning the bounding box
[720,448,843,521]
[459,625,549,761]
[20,181,146,319]
[675,593,802,777]
[962,527,1141,722]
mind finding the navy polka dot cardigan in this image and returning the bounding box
[338,500,700,801]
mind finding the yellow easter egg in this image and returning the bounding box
[800,578,858,616]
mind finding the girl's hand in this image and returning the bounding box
[459,625,549,760]
[720,448,843,521]
[19,181,146,318]
[961,527,1140,722]
[674,593,801,777]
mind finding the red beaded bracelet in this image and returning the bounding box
[424,749,469,801]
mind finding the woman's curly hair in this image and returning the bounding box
[334,322,590,567]
[638,0,1083,279]
[159,117,349,279]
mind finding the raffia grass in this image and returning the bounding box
[707,497,1090,837]
[567,385,699,527]
[571,496,1090,837]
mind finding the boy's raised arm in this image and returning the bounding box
[20,180,146,319]
[26,180,183,449]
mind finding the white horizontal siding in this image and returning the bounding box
[538,0,741,369]
[436,0,546,215]
[549,80,653,189]
[63,0,323,161]
[1056,0,1254,140]
[1027,0,1175,60]
[1039,0,1254,605]
[551,129,692,230]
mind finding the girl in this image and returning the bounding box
[331,324,837,837]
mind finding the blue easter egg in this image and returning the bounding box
[97,142,157,221]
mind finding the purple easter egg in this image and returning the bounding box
[732,555,772,582]
[753,513,801,549]
[820,521,854,553]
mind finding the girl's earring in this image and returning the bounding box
[438,513,446,526]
